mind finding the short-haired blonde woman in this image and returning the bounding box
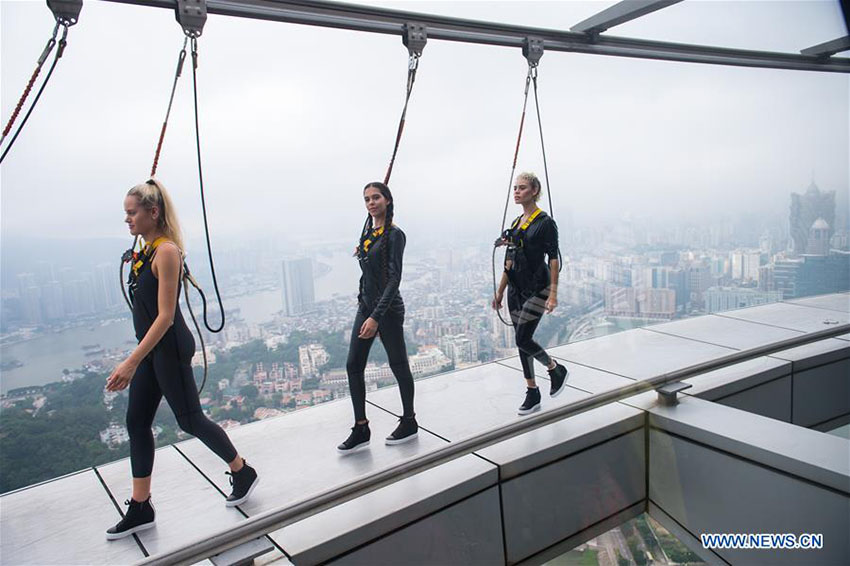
[105,179,258,540]
[493,172,569,415]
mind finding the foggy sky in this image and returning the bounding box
[1,0,848,249]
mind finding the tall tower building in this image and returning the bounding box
[806,218,830,256]
[281,258,315,316]
[95,262,122,311]
[790,183,835,256]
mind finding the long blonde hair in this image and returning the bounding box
[127,178,185,254]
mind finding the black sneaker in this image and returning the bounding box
[337,422,371,454]
[518,387,541,415]
[225,459,259,507]
[385,416,418,445]
[548,362,569,398]
[106,497,155,540]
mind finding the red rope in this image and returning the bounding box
[151,122,168,177]
[2,66,42,139]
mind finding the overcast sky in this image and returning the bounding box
[1,0,847,250]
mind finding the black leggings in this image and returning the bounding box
[346,306,415,422]
[126,349,237,478]
[508,288,553,382]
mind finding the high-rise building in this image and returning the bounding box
[758,265,774,292]
[774,252,850,299]
[95,262,122,312]
[790,183,835,256]
[805,218,830,256]
[640,288,676,318]
[686,264,712,307]
[299,343,329,377]
[20,285,42,325]
[731,250,761,281]
[281,258,314,316]
[42,281,64,321]
[705,287,782,313]
[604,286,675,319]
[439,334,478,364]
[34,261,55,285]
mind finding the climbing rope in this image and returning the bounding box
[492,39,561,326]
[150,37,189,177]
[0,23,69,164]
[188,37,226,334]
[383,23,426,185]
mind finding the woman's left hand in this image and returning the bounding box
[545,296,558,314]
[358,317,379,339]
[106,358,138,392]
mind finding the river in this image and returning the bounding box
[1,319,135,394]
[0,252,363,394]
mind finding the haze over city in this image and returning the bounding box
[1,0,847,250]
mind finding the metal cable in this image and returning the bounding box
[492,64,534,327]
[0,25,68,165]
[183,273,208,394]
[0,22,59,145]
[190,38,226,333]
[151,37,189,177]
[384,54,420,185]
[530,66,563,272]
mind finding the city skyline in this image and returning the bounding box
[3,180,847,398]
[3,180,847,330]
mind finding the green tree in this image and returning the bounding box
[240,385,259,400]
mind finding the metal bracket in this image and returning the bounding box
[175,0,207,38]
[46,0,82,26]
[403,22,427,56]
[656,382,692,406]
[209,536,275,566]
[523,36,544,66]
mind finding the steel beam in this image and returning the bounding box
[570,0,682,35]
[99,0,850,73]
[801,36,850,57]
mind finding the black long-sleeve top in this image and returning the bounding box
[504,210,559,294]
[358,226,406,322]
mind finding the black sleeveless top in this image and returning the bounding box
[129,248,195,361]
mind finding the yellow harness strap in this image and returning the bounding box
[511,208,543,231]
[132,237,169,278]
[362,224,395,254]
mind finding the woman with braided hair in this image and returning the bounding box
[337,182,418,453]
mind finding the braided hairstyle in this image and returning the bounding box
[361,182,394,287]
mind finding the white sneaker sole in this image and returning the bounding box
[550,370,570,398]
[225,475,260,507]
[517,403,541,416]
[337,440,370,455]
[105,520,155,540]
[385,432,418,445]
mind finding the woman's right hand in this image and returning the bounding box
[106,358,138,392]
[491,293,503,310]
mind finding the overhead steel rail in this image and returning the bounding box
[102,0,850,73]
[570,0,683,35]
[139,321,850,565]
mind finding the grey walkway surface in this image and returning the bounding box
[1,295,848,565]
